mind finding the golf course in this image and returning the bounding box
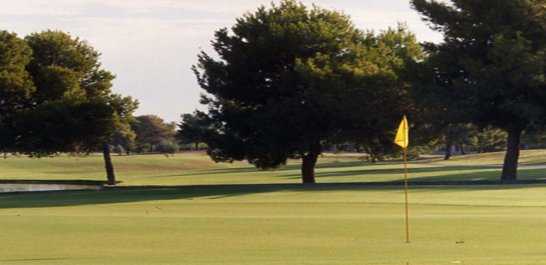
[2,151,546,265]
[1,0,544,263]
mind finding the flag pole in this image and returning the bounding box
[394,115,410,243]
[404,147,410,243]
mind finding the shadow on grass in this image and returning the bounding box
[3,158,546,209]
[278,164,546,183]
[182,159,546,178]
[2,179,546,209]
[178,159,400,177]
[277,165,502,179]
[400,168,546,183]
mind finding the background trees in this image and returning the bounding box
[412,0,545,181]
[177,112,210,151]
[131,115,176,153]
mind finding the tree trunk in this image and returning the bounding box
[194,142,199,151]
[355,145,362,153]
[501,128,522,182]
[301,142,321,184]
[444,141,452,160]
[102,143,116,185]
[459,144,466,155]
[3,152,6,159]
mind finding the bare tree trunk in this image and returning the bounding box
[194,142,199,151]
[355,144,362,153]
[3,152,6,159]
[459,144,466,155]
[501,128,522,182]
[301,142,321,184]
[444,141,452,160]
[103,143,116,185]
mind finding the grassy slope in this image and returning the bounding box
[1,151,546,264]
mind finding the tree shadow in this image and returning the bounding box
[1,180,545,209]
[182,159,539,179]
[278,165,546,185]
[278,165,501,179]
[178,167,264,176]
[179,160,400,177]
[400,168,546,183]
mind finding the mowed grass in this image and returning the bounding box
[2,150,546,185]
[2,151,546,264]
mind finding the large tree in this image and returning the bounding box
[4,30,137,185]
[193,1,421,183]
[412,0,545,181]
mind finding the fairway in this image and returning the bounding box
[3,150,546,185]
[2,152,546,264]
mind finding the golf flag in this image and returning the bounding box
[394,115,409,148]
[395,115,411,243]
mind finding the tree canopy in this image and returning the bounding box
[0,30,138,184]
[411,0,546,181]
[193,0,423,183]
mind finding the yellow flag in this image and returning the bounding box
[394,115,409,148]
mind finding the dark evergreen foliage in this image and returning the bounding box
[412,0,545,180]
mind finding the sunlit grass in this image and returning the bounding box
[2,150,546,185]
[1,151,546,264]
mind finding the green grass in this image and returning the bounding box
[3,150,546,185]
[2,151,546,264]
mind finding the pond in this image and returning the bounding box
[0,183,102,193]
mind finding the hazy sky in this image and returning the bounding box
[1,0,442,122]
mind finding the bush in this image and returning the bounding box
[156,140,179,155]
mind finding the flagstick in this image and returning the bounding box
[403,147,410,243]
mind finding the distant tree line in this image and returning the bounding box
[109,114,211,156]
[111,114,178,155]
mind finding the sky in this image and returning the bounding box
[0,0,442,122]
